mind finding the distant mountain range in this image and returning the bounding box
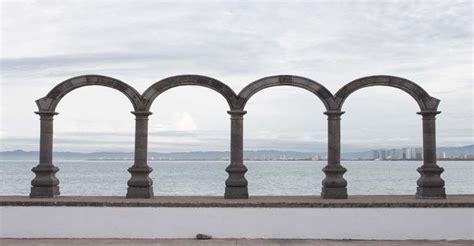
[1,145,473,160]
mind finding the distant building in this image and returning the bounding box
[390,149,403,160]
[373,149,388,160]
[415,148,423,160]
[373,147,423,160]
[410,148,417,159]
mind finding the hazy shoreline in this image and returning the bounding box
[1,159,473,162]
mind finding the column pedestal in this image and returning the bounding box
[321,165,347,199]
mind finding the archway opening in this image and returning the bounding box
[244,86,327,195]
[340,86,423,195]
[148,86,229,196]
[54,86,135,196]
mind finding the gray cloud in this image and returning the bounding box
[1,1,472,152]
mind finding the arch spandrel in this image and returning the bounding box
[334,75,440,111]
[237,75,336,110]
[35,75,143,111]
[142,75,239,111]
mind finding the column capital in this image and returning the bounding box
[35,111,58,116]
[324,110,345,119]
[227,110,247,116]
[35,111,58,120]
[131,111,153,117]
[417,110,441,117]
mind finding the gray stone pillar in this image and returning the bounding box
[416,110,446,199]
[321,110,348,199]
[30,111,60,198]
[225,110,248,199]
[126,111,154,198]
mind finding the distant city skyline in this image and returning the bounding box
[1,1,472,153]
[2,144,472,161]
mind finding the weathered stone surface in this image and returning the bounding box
[30,112,60,198]
[126,111,154,198]
[416,111,446,199]
[142,75,239,110]
[37,75,143,111]
[2,195,472,208]
[30,186,60,198]
[126,187,153,199]
[334,75,440,111]
[31,74,446,200]
[321,111,348,199]
[225,110,248,199]
[237,75,334,110]
[321,188,348,199]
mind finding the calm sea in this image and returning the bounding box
[0,160,472,196]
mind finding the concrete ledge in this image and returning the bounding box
[0,195,473,208]
[2,196,472,240]
[1,206,473,240]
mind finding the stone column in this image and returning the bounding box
[126,111,154,198]
[225,110,249,199]
[30,111,60,198]
[321,110,348,199]
[416,110,446,199]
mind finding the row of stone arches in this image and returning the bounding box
[35,74,440,112]
[30,74,446,199]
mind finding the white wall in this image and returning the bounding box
[1,207,473,240]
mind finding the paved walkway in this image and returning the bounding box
[1,239,472,246]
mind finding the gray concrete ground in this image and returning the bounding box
[0,239,472,246]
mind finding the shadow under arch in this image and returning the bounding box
[334,75,440,111]
[35,75,143,112]
[237,75,336,110]
[142,75,239,111]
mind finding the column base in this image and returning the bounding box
[30,186,60,198]
[321,187,348,199]
[224,187,248,199]
[416,187,446,199]
[126,186,154,199]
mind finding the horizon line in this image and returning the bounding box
[1,144,473,154]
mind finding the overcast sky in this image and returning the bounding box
[0,0,472,153]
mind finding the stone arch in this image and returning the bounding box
[330,75,446,199]
[142,75,239,110]
[237,75,336,110]
[334,75,440,111]
[35,75,143,112]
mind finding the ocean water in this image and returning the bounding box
[0,160,472,196]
